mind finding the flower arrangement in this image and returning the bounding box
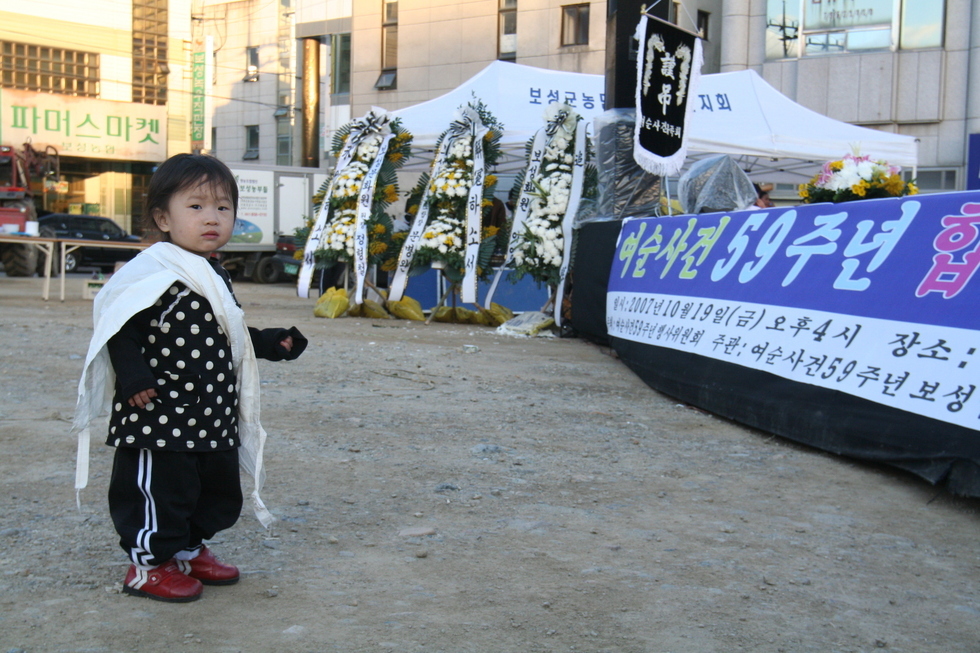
[510,104,597,288]
[297,117,412,271]
[799,153,917,204]
[402,100,505,285]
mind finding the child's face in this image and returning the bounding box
[153,180,235,256]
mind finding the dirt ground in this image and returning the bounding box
[0,274,978,653]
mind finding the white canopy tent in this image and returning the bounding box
[390,61,918,181]
[391,61,609,172]
[685,68,918,181]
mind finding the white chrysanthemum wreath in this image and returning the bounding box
[388,98,505,307]
[487,103,595,321]
[294,109,412,301]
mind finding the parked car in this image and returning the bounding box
[37,213,142,273]
[271,234,302,280]
[270,234,339,291]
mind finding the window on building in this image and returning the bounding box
[499,0,517,61]
[0,40,100,96]
[375,0,397,89]
[375,70,396,90]
[245,46,260,82]
[211,127,217,155]
[767,0,944,60]
[901,0,944,49]
[132,0,168,105]
[278,38,291,71]
[244,125,259,160]
[276,119,292,166]
[561,4,590,46]
[903,169,957,194]
[331,33,351,95]
[697,10,710,40]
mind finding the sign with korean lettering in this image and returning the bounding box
[632,14,703,177]
[805,0,892,30]
[524,86,604,114]
[606,192,980,431]
[0,89,166,162]
[191,35,214,152]
[230,168,273,246]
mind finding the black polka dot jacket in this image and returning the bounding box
[106,279,307,452]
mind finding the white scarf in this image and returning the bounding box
[72,241,274,527]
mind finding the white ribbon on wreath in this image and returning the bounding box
[352,132,394,304]
[388,105,488,304]
[483,108,588,327]
[461,119,488,304]
[483,120,549,310]
[296,107,392,300]
[553,118,588,327]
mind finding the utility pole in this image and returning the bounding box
[767,0,799,58]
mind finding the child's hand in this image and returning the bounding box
[128,388,158,408]
[279,335,293,352]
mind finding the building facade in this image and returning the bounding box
[0,0,194,231]
[195,0,304,166]
[192,0,722,172]
[4,0,972,232]
[287,0,972,194]
[292,0,723,159]
[730,0,974,195]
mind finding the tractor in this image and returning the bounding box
[0,143,60,276]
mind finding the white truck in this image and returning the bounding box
[223,163,327,283]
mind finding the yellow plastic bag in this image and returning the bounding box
[483,302,514,327]
[659,195,684,216]
[431,306,475,323]
[468,309,493,326]
[388,295,425,321]
[313,287,349,318]
[348,298,390,319]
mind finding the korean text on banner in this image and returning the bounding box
[606,192,980,431]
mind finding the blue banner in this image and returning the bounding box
[606,192,980,430]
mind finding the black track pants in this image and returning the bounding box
[108,447,243,567]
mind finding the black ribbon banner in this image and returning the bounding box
[633,14,703,177]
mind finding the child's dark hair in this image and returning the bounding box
[143,153,239,239]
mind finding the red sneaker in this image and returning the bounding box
[178,546,240,586]
[123,560,203,602]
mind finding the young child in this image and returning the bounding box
[72,153,307,602]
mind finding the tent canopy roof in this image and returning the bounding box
[390,61,918,180]
[687,68,918,174]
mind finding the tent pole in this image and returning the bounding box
[664,176,672,215]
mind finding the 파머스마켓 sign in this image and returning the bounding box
[0,88,167,162]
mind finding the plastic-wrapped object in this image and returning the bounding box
[587,109,661,224]
[496,311,555,337]
[677,154,757,214]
